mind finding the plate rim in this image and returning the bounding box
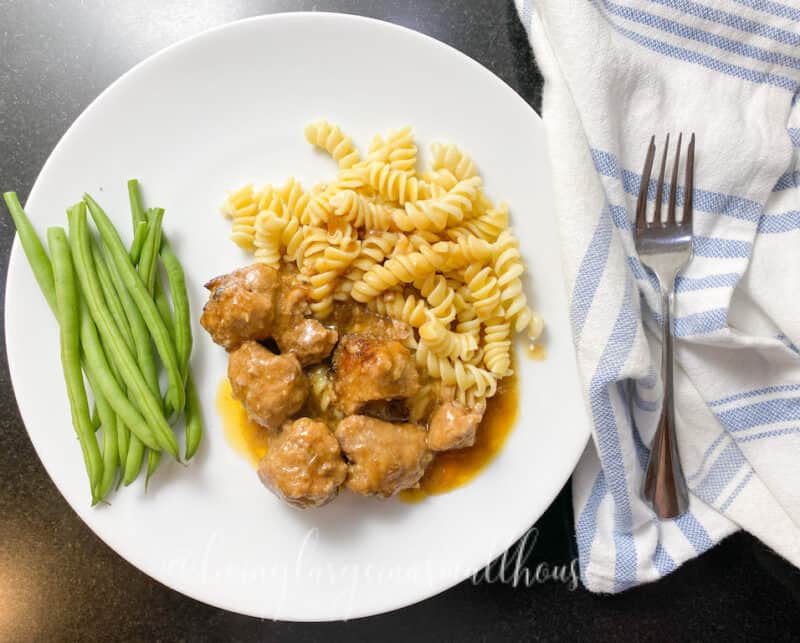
[4,11,590,621]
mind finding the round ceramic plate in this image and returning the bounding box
[5,13,589,620]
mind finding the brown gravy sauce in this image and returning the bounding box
[399,372,518,502]
[215,299,535,501]
[216,370,519,501]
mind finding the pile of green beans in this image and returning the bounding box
[3,181,203,504]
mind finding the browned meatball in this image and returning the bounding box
[335,415,432,497]
[332,335,420,414]
[228,341,308,430]
[258,418,347,508]
[332,304,413,343]
[276,318,338,366]
[269,271,338,365]
[427,401,484,451]
[200,264,279,350]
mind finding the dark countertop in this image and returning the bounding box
[1,1,799,640]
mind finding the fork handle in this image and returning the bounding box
[643,288,689,519]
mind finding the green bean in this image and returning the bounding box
[101,237,160,397]
[3,192,56,311]
[47,227,103,499]
[127,179,147,228]
[124,435,145,485]
[117,417,130,476]
[102,223,160,488]
[154,277,174,333]
[84,365,118,502]
[145,449,162,489]
[184,372,203,460]
[97,329,132,486]
[129,220,148,265]
[79,298,159,451]
[91,403,101,431]
[139,208,163,294]
[160,237,192,380]
[92,241,134,349]
[84,194,185,416]
[68,203,177,457]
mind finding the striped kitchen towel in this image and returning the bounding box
[515,0,800,592]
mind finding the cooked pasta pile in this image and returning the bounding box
[220,121,543,409]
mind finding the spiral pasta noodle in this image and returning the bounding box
[330,189,395,230]
[430,142,478,181]
[351,242,448,302]
[420,315,478,361]
[305,120,361,169]
[308,365,334,412]
[367,126,417,174]
[221,121,543,408]
[393,177,481,232]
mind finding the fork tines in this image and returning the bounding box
[635,132,695,231]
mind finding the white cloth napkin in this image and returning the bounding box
[515,0,800,592]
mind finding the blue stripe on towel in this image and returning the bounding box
[674,511,715,554]
[710,383,800,406]
[758,210,800,233]
[673,308,728,336]
[610,204,630,230]
[789,128,800,147]
[600,0,800,70]
[649,0,800,48]
[719,471,754,512]
[717,397,800,431]
[571,207,613,340]
[735,426,800,443]
[694,442,746,504]
[674,273,740,292]
[576,471,608,586]
[653,543,677,575]
[773,171,800,191]
[692,236,752,258]
[731,0,800,22]
[588,279,639,591]
[589,2,798,94]
[591,149,763,222]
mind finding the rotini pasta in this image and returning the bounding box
[392,177,482,232]
[223,184,259,251]
[351,242,448,302]
[430,142,478,181]
[330,189,395,230]
[304,120,361,169]
[308,365,335,413]
[253,209,286,268]
[366,126,417,174]
[221,122,543,409]
[419,316,478,361]
[364,162,428,205]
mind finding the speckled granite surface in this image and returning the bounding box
[1,1,798,640]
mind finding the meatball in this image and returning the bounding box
[335,415,432,497]
[258,418,347,508]
[427,401,484,451]
[333,304,413,343]
[271,271,338,365]
[277,318,338,366]
[228,341,308,430]
[200,263,279,350]
[332,335,420,414]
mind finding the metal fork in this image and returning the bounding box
[634,132,695,519]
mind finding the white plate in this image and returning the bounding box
[5,13,589,620]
